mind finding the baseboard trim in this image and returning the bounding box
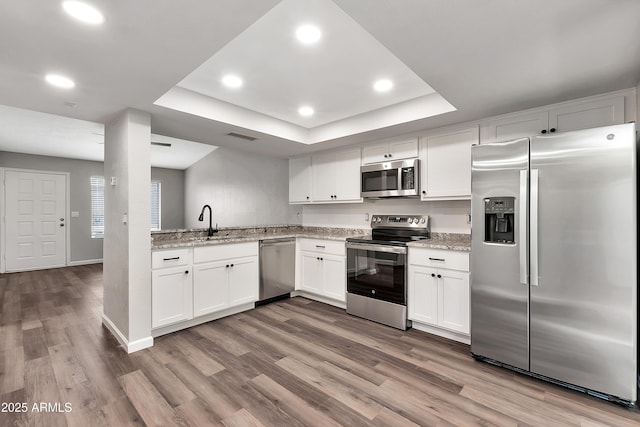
[68,258,103,266]
[151,303,255,338]
[291,290,346,310]
[410,321,470,345]
[101,314,153,353]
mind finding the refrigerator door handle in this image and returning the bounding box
[530,168,539,286]
[519,170,528,285]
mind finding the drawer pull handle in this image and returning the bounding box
[163,256,180,261]
[428,257,445,262]
[315,245,326,248]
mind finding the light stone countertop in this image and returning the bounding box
[151,225,369,250]
[152,226,470,252]
[406,233,471,252]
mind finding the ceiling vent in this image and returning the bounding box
[226,132,258,141]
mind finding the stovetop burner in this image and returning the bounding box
[346,214,430,246]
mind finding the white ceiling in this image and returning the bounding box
[176,0,445,129]
[0,105,217,169]
[0,0,639,162]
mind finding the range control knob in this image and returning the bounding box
[420,218,426,224]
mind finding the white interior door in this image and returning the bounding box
[4,170,67,271]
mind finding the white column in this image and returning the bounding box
[102,109,153,352]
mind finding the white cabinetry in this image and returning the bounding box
[151,242,258,335]
[408,247,470,343]
[192,261,228,316]
[193,242,258,317]
[289,156,312,203]
[363,138,418,164]
[419,126,478,200]
[483,94,625,143]
[151,248,193,328]
[311,147,362,203]
[297,238,346,304]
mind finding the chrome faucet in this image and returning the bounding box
[198,204,217,237]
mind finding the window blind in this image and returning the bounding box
[90,176,105,238]
[90,177,162,238]
[150,180,161,231]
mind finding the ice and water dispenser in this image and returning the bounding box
[483,197,515,244]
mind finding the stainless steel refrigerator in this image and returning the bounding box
[471,123,637,405]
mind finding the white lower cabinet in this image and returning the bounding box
[152,242,258,333]
[298,238,346,304]
[408,248,470,342]
[192,261,228,317]
[192,242,258,317]
[151,248,193,329]
[228,257,259,306]
[193,255,258,316]
[152,265,193,328]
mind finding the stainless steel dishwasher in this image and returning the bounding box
[258,238,295,305]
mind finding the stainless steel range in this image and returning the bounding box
[346,215,430,330]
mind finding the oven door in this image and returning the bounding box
[346,243,407,305]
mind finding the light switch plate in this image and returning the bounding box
[71,211,80,218]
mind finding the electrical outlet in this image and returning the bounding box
[365,213,369,221]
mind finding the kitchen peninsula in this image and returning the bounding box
[151,225,471,342]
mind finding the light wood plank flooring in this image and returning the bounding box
[1,264,639,426]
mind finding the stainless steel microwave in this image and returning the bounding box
[361,159,420,198]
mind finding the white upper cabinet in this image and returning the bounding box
[482,94,626,143]
[363,137,418,164]
[548,96,625,133]
[289,156,312,203]
[312,147,362,203]
[420,125,479,200]
[484,111,548,143]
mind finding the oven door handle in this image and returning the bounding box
[346,242,407,254]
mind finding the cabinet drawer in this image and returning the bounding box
[298,238,345,256]
[152,248,192,269]
[194,241,258,263]
[409,248,469,271]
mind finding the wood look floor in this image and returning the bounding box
[1,265,640,426]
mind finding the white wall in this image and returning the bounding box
[103,109,152,351]
[185,147,299,228]
[0,152,185,264]
[302,199,471,233]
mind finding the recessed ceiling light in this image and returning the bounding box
[222,74,243,88]
[45,74,75,89]
[374,79,393,92]
[296,25,321,44]
[62,1,105,25]
[298,106,314,117]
